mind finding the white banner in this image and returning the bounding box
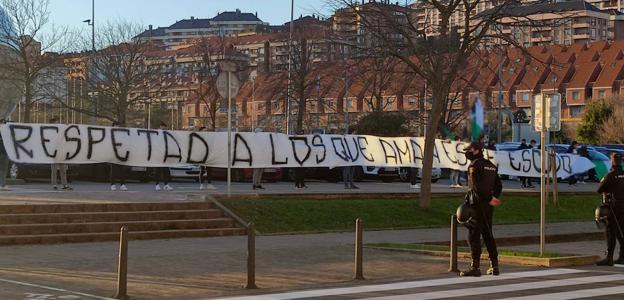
[0,123,594,178]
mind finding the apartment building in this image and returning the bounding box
[135,9,268,49]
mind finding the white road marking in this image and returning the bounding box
[499,286,624,300]
[0,278,114,300]
[360,274,624,300]
[212,269,585,300]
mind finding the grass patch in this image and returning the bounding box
[368,243,567,258]
[220,195,598,234]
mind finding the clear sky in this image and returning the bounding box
[48,0,333,32]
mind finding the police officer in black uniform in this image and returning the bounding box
[460,141,503,277]
[596,152,624,266]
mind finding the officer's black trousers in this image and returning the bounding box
[605,211,624,258]
[468,205,498,268]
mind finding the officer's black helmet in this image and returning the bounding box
[595,204,610,229]
[456,202,478,229]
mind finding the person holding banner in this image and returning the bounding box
[49,117,72,191]
[596,153,624,266]
[154,122,173,191]
[109,122,128,191]
[252,128,265,190]
[460,141,502,277]
[294,129,308,189]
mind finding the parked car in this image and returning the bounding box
[603,144,624,151]
[398,167,441,183]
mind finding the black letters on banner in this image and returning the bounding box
[270,134,288,165]
[9,125,33,160]
[163,131,182,163]
[561,155,572,174]
[432,142,440,164]
[87,127,106,159]
[345,137,360,162]
[186,133,209,164]
[289,136,311,165]
[111,128,131,161]
[64,125,81,160]
[331,137,350,162]
[40,126,59,158]
[233,134,252,166]
[455,143,468,166]
[358,137,374,162]
[393,140,411,164]
[440,140,456,164]
[530,150,541,172]
[137,130,159,161]
[411,139,423,162]
[508,151,521,171]
[311,135,326,163]
[379,139,398,164]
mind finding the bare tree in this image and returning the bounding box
[290,37,328,132]
[0,0,70,123]
[331,0,531,208]
[74,21,163,126]
[184,37,226,130]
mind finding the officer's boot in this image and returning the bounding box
[460,261,481,277]
[597,252,614,266]
[486,259,500,275]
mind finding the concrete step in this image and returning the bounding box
[0,218,236,235]
[0,202,212,214]
[0,209,223,224]
[0,227,247,245]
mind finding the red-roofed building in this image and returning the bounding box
[566,61,601,116]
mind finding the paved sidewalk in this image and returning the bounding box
[0,221,606,299]
[0,179,600,204]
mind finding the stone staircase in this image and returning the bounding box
[0,202,247,245]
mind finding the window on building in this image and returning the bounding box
[570,106,584,117]
[599,90,606,99]
[572,91,580,100]
[522,92,529,101]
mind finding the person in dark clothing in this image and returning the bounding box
[567,141,580,185]
[518,139,534,188]
[578,145,595,183]
[596,153,624,266]
[460,141,503,277]
[294,129,307,189]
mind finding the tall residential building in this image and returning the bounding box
[134,9,268,49]
[413,0,624,46]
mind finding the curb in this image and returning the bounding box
[366,246,600,267]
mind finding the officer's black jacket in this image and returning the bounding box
[597,167,624,211]
[468,156,503,207]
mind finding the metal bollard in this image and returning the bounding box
[449,214,459,273]
[115,226,128,300]
[245,223,258,289]
[354,218,364,280]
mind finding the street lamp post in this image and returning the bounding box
[83,0,96,125]
[285,0,294,134]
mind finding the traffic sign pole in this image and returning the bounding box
[227,71,232,197]
[540,93,546,256]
